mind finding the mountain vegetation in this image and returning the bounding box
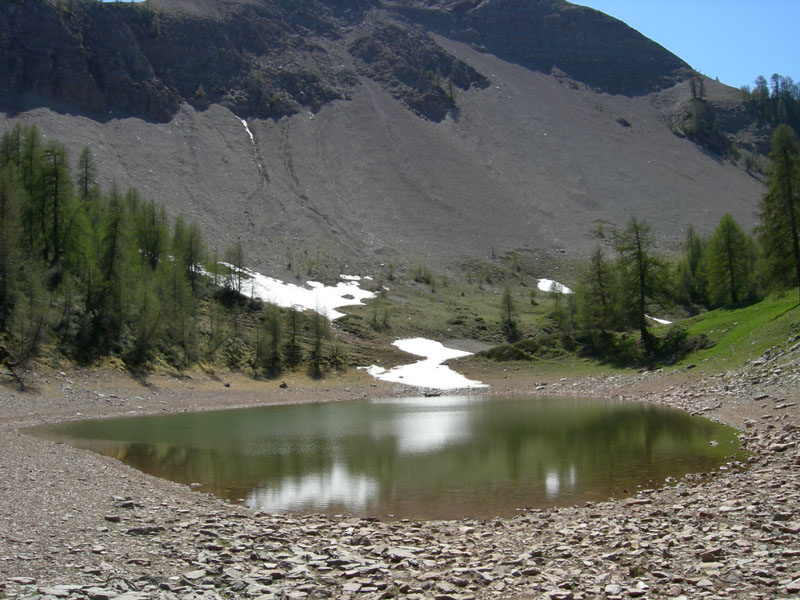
[2,1,799,379]
[0,124,348,377]
[484,125,800,368]
[2,119,798,378]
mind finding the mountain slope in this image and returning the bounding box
[0,0,767,276]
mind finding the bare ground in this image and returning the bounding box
[1,338,799,599]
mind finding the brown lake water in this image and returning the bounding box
[33,395,744,520]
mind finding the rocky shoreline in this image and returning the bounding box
[2,338,800,600]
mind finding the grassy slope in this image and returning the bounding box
[674,292,800,372]
[339,267,800,380]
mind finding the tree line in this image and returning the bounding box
[0,124,336,377]
[497,124,800,364]
[567,124,800,360]
[741,74,800,132]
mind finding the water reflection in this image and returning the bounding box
[370,396,476,454]
[33,395,745,520]
[247,462,379,513]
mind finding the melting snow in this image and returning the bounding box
[538,279,573,294]
[239,117,255,143]
[208,266,375,320]
[646,315,673,325]
[362,338,488,390]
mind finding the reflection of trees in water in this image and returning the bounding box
[65,397,741,516]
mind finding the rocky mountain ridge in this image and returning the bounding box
[1,0,693,122]
[0,0,770,273]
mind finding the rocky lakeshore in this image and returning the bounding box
[2,337,800,600]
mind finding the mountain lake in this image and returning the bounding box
[32,395,744,520]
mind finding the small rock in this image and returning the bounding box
[604,583,622,595]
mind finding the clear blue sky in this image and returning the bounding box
[575,1,799,90]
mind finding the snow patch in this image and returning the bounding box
[538,279,573,294]
[207,266,375,320]
[646,315,673,325]
[239,117,255,143]
[362,338,488,390]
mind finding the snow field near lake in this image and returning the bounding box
[363,338,489,390]
[537,279,573,294]
[211,266,376,320]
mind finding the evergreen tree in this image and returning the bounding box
[614,217,666,350]
[39,140,74,266]
[0,123,23,169]
[578,246,614,333]
[76,147,98,206]
[674,225,708,306]
[134,198,168,270]
[706,214,753,306]
[91,184,131,349]
[284,305,303,367]
[19,125,41,196]
[172,217,205,295]
[0,167,23,330]
[499,284,519,342]
[756,124,800,301]
[224,238,246,294]
[255,304,283,377]
[158,259,196,365]
[308,309,329,378]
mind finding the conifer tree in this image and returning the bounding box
[756,124,800,301]
[706,214,753,307]
[284,306,303,367]
[39,140,74,266]
[0,167,23,330]
[76,147,98,206]
[614,217,666,350]
[499,284,519,342]
[577,246,614,334]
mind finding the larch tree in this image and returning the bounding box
[577,245,614,334]
[614,217,665,350]
[756,124,800,302]
[500,284,519,342]
[706,214,752,307]
[0,167,23,330]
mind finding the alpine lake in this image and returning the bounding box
[33,395,745,520]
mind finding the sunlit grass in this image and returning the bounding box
[675,292,799,372]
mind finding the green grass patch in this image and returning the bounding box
[673,292,799,371]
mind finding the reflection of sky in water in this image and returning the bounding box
[247,462,378,512]
[392,409,470,454]
[545,466,577,499]
[370,396,476,454]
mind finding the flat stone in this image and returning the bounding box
[780,522,800,534]
[84,587,115,600]
[183,569,207,581]
[604,583,622,595]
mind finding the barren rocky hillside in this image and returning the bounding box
[0,0,769,274]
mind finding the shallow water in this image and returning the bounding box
[34,395,743,520]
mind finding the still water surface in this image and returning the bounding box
[35,395,743,520]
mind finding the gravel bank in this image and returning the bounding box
[1,338,800,600]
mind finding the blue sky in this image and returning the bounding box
[576,1,799,89]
